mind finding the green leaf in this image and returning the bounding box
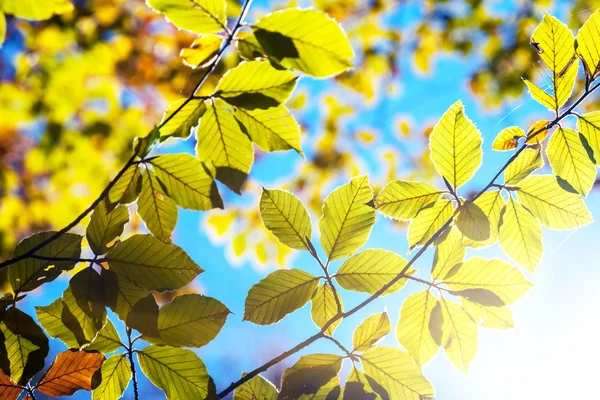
[102,269,151,324]
[253,8,354,78]
[234,374,278,400]
[319,175,376,262]
[196,99,254,194]
[106,234,203,291]
[127,294,160,338]
[152,294,230,347]
[36,298,79,349]
[343,368,378,400]
[0,367,21,400]
[440,299,478,373]
[456,201,490,242]
[352,311,391,353]
[279,354,342,399]
[1,0,73,20]
[35,350,105,397]
[463,190,505,248]
[396,291,439,366]
[335,249,412,296]
[299,376,339,400]
[492,126,524,151]
[108,165,142,205]
[310,284,342,336]
[244,269,319,325]
[215,61,297,109]
[460,299,514,330]
[137,345,210,400]
[547,127,596,196]
[85,319,122,354]
[234,104,303,154]
[87,201,129,255]
[138,169,178,242]
[374,180,443,220]
[504,148,543,185]
[8,232,82,293]
[515,175,593,229]
[146,0,226,34]
[360,346,434,399]
[442,257,533,304]
[429,101,482,189]
[260,188,312,251]
[577,9,600,81]
[408,199,454,249]
[577,112,600,165]
[158,98,207,139]
[431,226,465,280]
[150,153,223,210]
[92,353,131,400]
[180,34,222,69]
[499,199,543,272]
[0,308,49,385]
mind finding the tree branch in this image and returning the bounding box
[126,327,139,400]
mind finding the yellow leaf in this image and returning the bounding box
[515,175,593,229]
[146,0,226,34]
[504,149,543,185]
[86,201,129,255]
[196,99,254,194]
[397,291,439,366]
[443,257,533,304]
[0,13,5,47]
[260,188,312,251]
[1,0,73,20]
[463,190,505,249]
[522,78,556,111]
[159,98,207,138]
[374,180,443,220]
[108,165,141,205]
[234,374,278,400]
[440,298,478,373]
[352,311,391,352]
[310,284,342,335]
[577,112,600,165]
[492,126,524,151]
[552,127,597,196]
[180,34,222,69]
[456,201,490,242]
[408,199,454,249]
[525,119,550,144]
[319,175,375,261]
[138,170,177,243]
[244,269,319,325]
[280,354,342,399]
[576,9,600,80]
[429,101,482,189]
[335,249,412,296]
[253,8,354,78]
[499,199,543,272]
[461,299,514,330]
[432,226,465,280]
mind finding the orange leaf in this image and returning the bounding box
[35,350,105,397]
[525,120,550,144]
[0,368,23,400]
[492,126,524,151]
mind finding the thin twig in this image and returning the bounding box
[307,238,343,314]
[324,335,355,359]
[126,328,139,400]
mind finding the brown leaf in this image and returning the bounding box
[0,368,22,400]
[35,350,105,397]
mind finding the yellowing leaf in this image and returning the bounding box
[319,175,376,261]
[335,249,412,296]
[1,0,73,20]
[456,201,490,242]
[215,61,297,109]
[260,188,312,251]
[234,105,302,154]
[492,126,524,151]
[253,8,354,78]
[92,353,131,400]
[463,191,505,248]
[461,299,514,330]
[515,175,593,229]
[196,99,254,194]
[108,165,141,205]
[180,34,222,69]
[440,299,478,373]
[547,127,596,196]
[234,374,278,400]
[159,98,207,139]
[138,169,178,242]
[360,347,434,399]
[577,112,600,165]
[443,257,533,304]
[146,0,226,34]
[577,9,600,80]
[408,200,454,249]
[525,119,550,144]
[36,350,105,397]
[374,180,443,220]
[150,153,223,210]
[499,199,543,272]
[0,368,21,400]
[244,269,319,325]
[87,201,129,255]
[429,101,482,189]
[310,284,342,335]
[505,149,543,185]
[397,291,439,366]
[352,311,391,352]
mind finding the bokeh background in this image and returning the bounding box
[1,0,599,398]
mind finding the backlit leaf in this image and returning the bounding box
[85,320,122,354]
[429,101,482,189]
[374,180,443,220]
[440,299,478,373]
[463,191,505,249]
[456,201,490,242]
[244,269,319,325]
[522,78,556,111]
[36,350,105,397]
[253,8,354,78]
[158,98,207,139]
[102,269,150,324]
[234,373,278,400]
[180,34,222,69]
[343,368,378,399]
[0,324,38,384]
[260,188,311,251]
[515,175,593,229]
[431,227,464,280]
[146,0,226,34]
[408,200,454,249]
[279,354,342,399]
[1,0,73,20]
[36,299,79,349]
[524,119,550,145]
[352,312,391,352]
[577,9,600,80]
[499,199,543,272]
[310,284,342,335]
[106,234,203,291]
[492,126,524,151]
[138,169,178,242]
[319,175,375,261]
[87,201,129,255]
[127,294,160,339]
[577,112,600,165]
[108,165,141,205]
[397,291,439,366]
[92,353,131,400]
[504,149,543,185]
[460,299,514,330]
[0,368,21,400]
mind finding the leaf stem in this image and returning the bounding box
[307,238,343,314]
[324,335,355,359]
[126,327,140,400]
